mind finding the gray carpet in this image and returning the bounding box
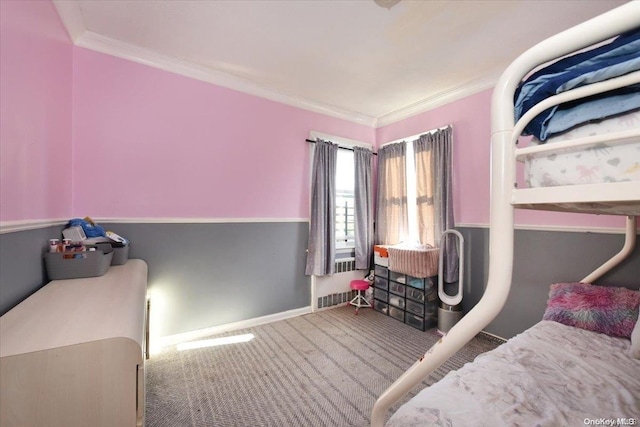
[146,305,504,427]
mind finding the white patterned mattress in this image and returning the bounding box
[387,321,640,427]
[525,110,640,188]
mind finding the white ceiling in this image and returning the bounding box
[53,0,628,127]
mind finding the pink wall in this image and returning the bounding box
[1,3,629,230]
[0,0,73,222]
[72,48,374,219]
[377,90,631,230]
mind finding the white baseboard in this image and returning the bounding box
[479,330,507,341]
[156,306,312,351]
[314,302,351,312]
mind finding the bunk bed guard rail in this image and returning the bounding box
[370,3,640,426]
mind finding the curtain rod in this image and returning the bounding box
[380,124,453,149]
[305,139,378,156]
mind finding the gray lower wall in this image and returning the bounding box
[101,222,311,338]
[457,226,640,339]
[0,222,311,338]
[0,225,65,315]
[2,222,638,341]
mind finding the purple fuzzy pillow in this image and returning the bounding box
[543,282,640,338]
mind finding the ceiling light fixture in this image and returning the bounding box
[373,0,401,10]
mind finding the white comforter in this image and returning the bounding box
[387,321,640,427]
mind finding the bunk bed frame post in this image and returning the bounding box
[370,106,517,427]
[582,216,637,284]
[370,3,640,426]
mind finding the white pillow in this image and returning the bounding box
[632,310,640,359]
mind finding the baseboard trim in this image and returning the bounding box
[156,306,312,350]
[478,330,507,343]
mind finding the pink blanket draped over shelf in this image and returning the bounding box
[387,246,440,278]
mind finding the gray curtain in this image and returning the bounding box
[305,139,338,276]
[353,146,373,270]
[413,126,458,283]
[375,142,408,245]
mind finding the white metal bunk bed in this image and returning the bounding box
[371,2,640,426]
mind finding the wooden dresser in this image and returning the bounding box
[0,259,148,427]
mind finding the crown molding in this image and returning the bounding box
[53,6,500,129]
[52,0,86,43]
[74,31,378,127]
[374,74,500,128]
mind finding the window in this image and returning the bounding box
[309,131,371,255]
[336,149,355,250]
[377,126,453,248]
[405,141,418,243]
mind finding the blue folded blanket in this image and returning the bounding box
[68,218,106,238]
[515,28,640,141]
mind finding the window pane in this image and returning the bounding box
[335,149,355,249]
[406,141,419,244]
[336,150,354,192]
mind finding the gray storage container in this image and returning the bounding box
[389,271,406,284]
[45,248,113,280]
[389,306,405,322]
[373,288,388,303]
[405,313,427,331]
[373,299,389,315]
[388,295,405,309]
[374,276,388,291]
[374,264,388,278]
[94,242,129,265]
[111,245,129,265]
[389,281,406,297]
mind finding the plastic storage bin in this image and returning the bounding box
[405,313,428,331]
[94,242,129,266]
[406,299,425,316]
[406,287,425,302]
[373,299,389,315]
[389,271,406,283]
[111,245,129,265]
[374,264,388,278]
[373,288,388,303]
[389,281,406,297]
[389,306,405,322]
[374,276,389,290]
[388,294,405,309]
[45,248,113,280]
[406,275,425,289]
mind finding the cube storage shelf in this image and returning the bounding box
[373,264,437,331]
